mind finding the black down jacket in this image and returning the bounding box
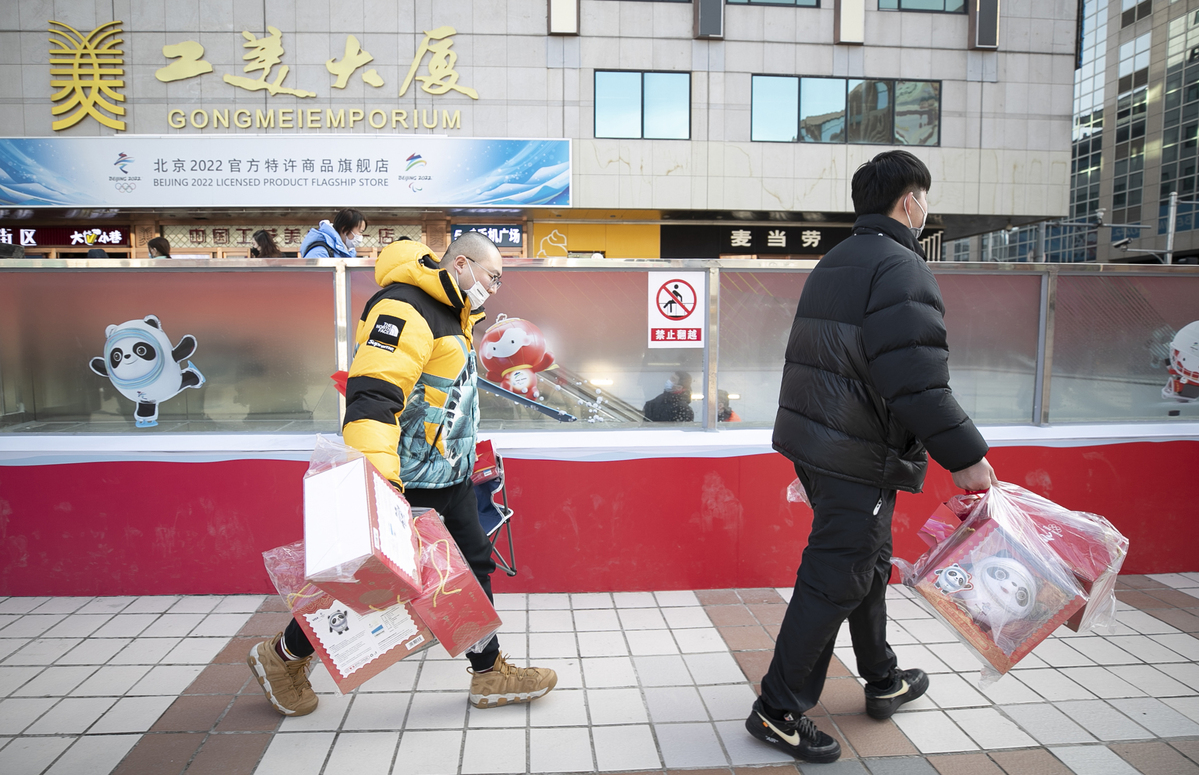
[772,213,988,493]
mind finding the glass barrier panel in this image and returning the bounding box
[1050,274,1199,422]
[0,270,340,433]
[935,273,1041,424]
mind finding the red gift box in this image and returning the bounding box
[264,541,434,693]
[303,455,423,615]
[410,508,503,658]
[471,439,500,485]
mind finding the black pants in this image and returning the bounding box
[283,477,502,671]
[759,464,899,716]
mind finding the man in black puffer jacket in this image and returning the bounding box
[745,151,998,764]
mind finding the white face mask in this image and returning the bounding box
[461,261,489,310]
[348,233,364,248]
[664,378,675,392]
[905,194,928,240]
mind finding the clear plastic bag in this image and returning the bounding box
[893,482,1126,685]
[786,477,810,506]
[306,433,364,478]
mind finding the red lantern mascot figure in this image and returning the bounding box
[477,314,555,399]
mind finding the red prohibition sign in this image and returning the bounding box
[657,279,697,321]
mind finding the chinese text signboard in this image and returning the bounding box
[451,225,523,248]
[0,136,571,209]
[648,272,706,349]
[660,225,855,258]
[0,225,129,247]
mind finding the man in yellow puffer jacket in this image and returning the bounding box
[249,232,557,716]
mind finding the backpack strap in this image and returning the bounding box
[301,237,340,258]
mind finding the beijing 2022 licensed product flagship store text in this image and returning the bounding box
[0,0,1197,598]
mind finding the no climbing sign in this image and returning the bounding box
[648,271,706,349]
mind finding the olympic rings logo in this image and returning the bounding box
[114,182,136,193]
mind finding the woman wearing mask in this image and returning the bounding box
[300,209,367,258]
[251,230,284,258]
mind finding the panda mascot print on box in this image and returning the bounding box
[89,315,206,427]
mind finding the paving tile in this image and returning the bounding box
[151,694,233,732]
[820,677,867,715]
[2,638,81,665]
[391,730,461,775]
[42,614,114,638]
[1150,632,1199,660]
[675,627,729,653]
[0,666,42,697]
[749,603,788,626]
[122,596,181,614]
[139,614,203,638]
[627,629,680,656]
[656,721,729,768]
[699,682,757,720]
[633,654,694,687]
[25,696,116,734]
[948,706,1038,749]
[696,589,742,605]
[892,710,979,753]
[663,605,713,628]
[924,672,990,709]
[1012,669,1095,702]
[1146,573,1196,589]
[277,693,352,732]
[613,592,659,608]
[0,614,67,638]
[582,656,638,688]
[1056,667,1145,699]
[529,687,588,726]
[44,733,141,775]
[76,597,136,615]
[528,609,575,632]
[573,609,621,631]
[1116,610,1181,635]
[0,638,25,663]
[29,598,93,615]
[213,595,267,614]
[569,592,612,609]
[1116,590,1171,609]
[461,727,526,774]
[528,631,578,658]
[797,761,869,775]
[70,665,151,696]
[645,685,709,722]
[1143,587,1199,607]
[492,593,526,611]
[1055,699,1153,741]
[357,660,419,692]
[0,597,51,614]
[587,687,649,725]
[10,665,95,696]
[928,642,985,673]
[740,588,787,605]
[732,650,774,684]
[161,637,229,664]
[656,590,702,607]
[527,593,570,610]
[527,657,581,690]
[707,605,759,627]
[404,689,469,729]
[342,692,412,730]
[191,612,256,637]
[127,664,205,696]
[0,736,74,775]
[1111,740,1199,775]
[56,636,132,665]
[577,630,629,658]
[257,732,339,774]
[89,695,176,734]
[1063,637,1139,665]
[184,663,253,695]
[1164,696,1199,725]
[183,732,270,775]
[235,612,294,639]
[530,726,594,772]
[1026,638,1094,668]
[719,625,777,651]
[167,596,224,614]
[325,731,400,775]
[900,618,958,644]
[999,703,1095,745]
[1145,607,1199,633]
[0,697,58,734]
[988,747,1074,775]
[1171,740,1199,765]
[212,637,266,664]
[833,713,919,757]
[927,752,1006,775]
[214,693,283,732]
[1107,634,1190,663]
[861,758,939,775]
[886,598,933,620]
[109,637,182,665]
[1105,664,1193,697]
[1050,744,1141,775]
[618,607,669,630]
[417,657,472,692]
[1109,697,1199,737]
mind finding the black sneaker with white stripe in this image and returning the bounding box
[745,698,841,763]
[865,667,929,719]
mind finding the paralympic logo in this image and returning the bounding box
[114,152,134,173]
[405,153,427,171]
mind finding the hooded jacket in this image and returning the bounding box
[342,240,485,490]
[300,220,356,258]
[772,213,988,493]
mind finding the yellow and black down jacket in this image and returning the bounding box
[342,240,485,490]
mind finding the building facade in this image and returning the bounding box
[0,0,1075,259]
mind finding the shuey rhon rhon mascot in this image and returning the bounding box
[477,314,556,399]
[89,315,205,427]
[1163,320,1199,402]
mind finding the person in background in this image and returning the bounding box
[86,248,108,258]
[643,371,694,422]
[0,243,25,258]
[300,209,366,258]
[147,237,171,258]
[718,390,741,422]
[251,229,283,258]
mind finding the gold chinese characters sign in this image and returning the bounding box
[50,21,477,132]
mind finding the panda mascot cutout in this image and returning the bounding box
[89,315,205,427]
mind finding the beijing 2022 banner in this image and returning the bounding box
[0,136,571,208]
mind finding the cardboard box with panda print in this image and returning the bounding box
[303,453,423,615]
[263,541,434,693]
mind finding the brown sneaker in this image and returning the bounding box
[247,632,318,716]
[468,653,558,708]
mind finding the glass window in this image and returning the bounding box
[894,81,940,145]
[643,72,691,139]
[879,0,966,11]
[799,77,846,143]
[595,71,642,139]
[847,79,892,143]
[751,76,799,142]
[595,71,690,140]
[728,0,818,6]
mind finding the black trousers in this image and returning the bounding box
[759,464,899,716]
[283,477,502,671]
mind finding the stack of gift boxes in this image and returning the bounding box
[896,483,1129,679]
[264,451,501,692]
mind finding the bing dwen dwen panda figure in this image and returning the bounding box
[89,315,205,427]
